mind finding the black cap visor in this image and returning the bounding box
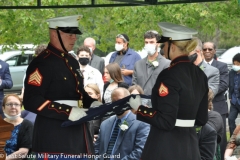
[157,36,172,43]
[50,27,82,35]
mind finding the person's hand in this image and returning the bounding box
[121,69,132,76]
[68,108,88,121]
[225,156,238,160]
[93,134,98,142]
[127,95,141,111]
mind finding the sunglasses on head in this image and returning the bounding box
[203,48,214,51]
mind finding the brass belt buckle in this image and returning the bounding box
[78,100,83,108]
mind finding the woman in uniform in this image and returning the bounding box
[135,22,209,160]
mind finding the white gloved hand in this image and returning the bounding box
[127,95,141,111]
[68,107,88,121]
[90,101,102,108]
[225,156,238,160]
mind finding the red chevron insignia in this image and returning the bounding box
[28,68,43,86]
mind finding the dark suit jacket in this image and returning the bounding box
[211,60,229,115]
[229,69,240,99]
[89,54,105,75]
[0,60,13,116]
[94,111,150,160]
[198,123,217,160]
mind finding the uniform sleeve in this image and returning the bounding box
[137,75,180,131]
[0,63,13,89]
[195,88,208,126]
[23,62,74,121]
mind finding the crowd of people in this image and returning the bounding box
[0,14,239,160]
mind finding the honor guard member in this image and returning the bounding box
[23,15,96,159]
[131,22,209,160]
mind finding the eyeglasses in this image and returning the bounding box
[5,103,21,107]
[203,48,214,52]
[116,34,128,43]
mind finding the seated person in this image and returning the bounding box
[84,83,103,141]
[2,94,33,160]
[94,87,150,160]
[197,89,218,160]
[102,63,128,104]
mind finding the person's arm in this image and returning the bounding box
[100,58,105,76]
[217,63,229,95]
[208,68,220,97]
[225,125,240,158]
[132,64,138,85]
[121,69,133,76]
[121,122,150,160]
[0,63,13,89]
[224,149,234,159]
[137,74,181,130]
[5,148,29,160]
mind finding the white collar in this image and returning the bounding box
[204,59,213,65]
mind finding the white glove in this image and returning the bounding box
[90,101,102,108]
[68,107,88,121]
[127,95,141,111]
[225,156,238,160]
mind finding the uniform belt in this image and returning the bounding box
[175,119,195,127]
[54,100,83,108]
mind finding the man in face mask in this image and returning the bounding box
[109,34,141,86]
[229,53,240,137]
[77,45,104,98]
[132,30,170,95]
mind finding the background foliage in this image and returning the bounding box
[0,0,239,56]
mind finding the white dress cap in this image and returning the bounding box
[157,22,198,43]
[46,15,82,28]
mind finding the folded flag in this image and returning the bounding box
[61,94,151,127]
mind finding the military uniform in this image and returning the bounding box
[137,56,209,160]
[23,43,95,155]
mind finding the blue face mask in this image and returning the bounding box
[109,79,114,83]
[232,65,240,72]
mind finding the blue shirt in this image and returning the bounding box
[4,123,22,155]
[109,48,141,86]
[109,111,131,159]
[231,72,240,105]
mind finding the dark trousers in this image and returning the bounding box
[220,113,227,160]
[228,103,240,136]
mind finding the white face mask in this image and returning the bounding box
[115,44,124,51]
[4,112,21,120]
[232,65,240,72]
[144,44,156,56]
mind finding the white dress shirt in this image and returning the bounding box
[204,59,213,65]
[81,64,104,97]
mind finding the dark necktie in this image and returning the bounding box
[105,119,121,158]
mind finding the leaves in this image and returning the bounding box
[0,0,239,55]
